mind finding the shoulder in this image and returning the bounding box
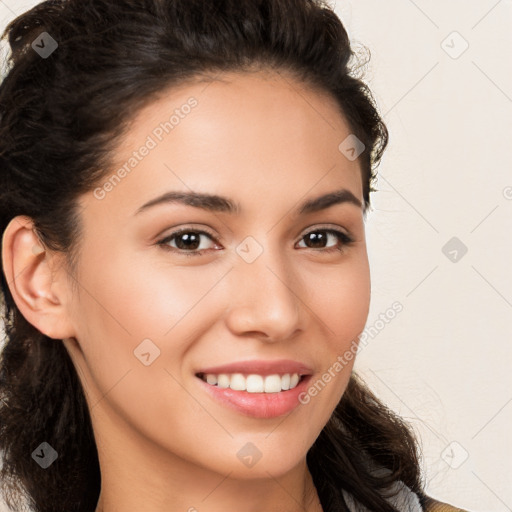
[423,495,470,512]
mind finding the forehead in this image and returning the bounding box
[82,70,363,218]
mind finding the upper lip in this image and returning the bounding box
[196,359,313,377]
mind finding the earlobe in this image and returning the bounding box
[1,215,76,340]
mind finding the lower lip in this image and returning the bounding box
[196,375,312,419]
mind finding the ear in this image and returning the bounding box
[1,215,76,340]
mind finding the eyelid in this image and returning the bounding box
[156,224,220,243]
[300,223,352,239]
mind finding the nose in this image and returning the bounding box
[224,247,303,342]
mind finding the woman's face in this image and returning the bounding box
[63,70,370,481]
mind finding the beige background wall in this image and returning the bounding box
[1,1,511,511]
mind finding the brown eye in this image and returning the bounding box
[297,229,353,252]
[157,229,220,257]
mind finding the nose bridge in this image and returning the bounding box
[225,235,302,340]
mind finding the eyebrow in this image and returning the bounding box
[135,188,363,216]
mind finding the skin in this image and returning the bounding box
[2,69,371,512]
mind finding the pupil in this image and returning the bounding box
[177,233,200,250]
[307,232,326,248]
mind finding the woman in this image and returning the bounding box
[0,0,468,511]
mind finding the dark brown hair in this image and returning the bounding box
[0,1,427,510]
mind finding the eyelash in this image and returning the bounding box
[156,226,354,258]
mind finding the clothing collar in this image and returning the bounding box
[342,480,423,512]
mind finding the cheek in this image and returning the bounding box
[303,254,371,348]
[68,251,229,440]
[75,249,224,342]
[68,250,194,387]
[297,255,370,411]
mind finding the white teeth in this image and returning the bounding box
[264,374,282,393]
[246,374,264,392]
[217,374,230,388]
[201,372,302,392]
[290,373,300,388]
[206,374,218,385]
[230,373,246,391]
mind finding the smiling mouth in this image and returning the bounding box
[195,372,307,393]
